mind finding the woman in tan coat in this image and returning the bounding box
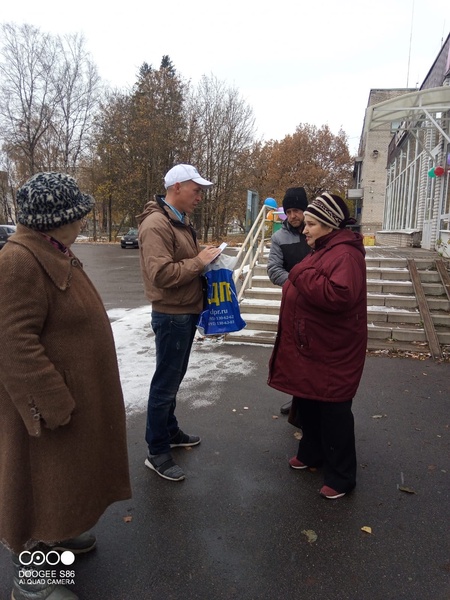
[0,172,131,600]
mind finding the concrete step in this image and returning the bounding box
[251,276,278,288]
[240,313,279,332]
[258,256,442,270]
[244,287,448,310]
[367,281,445,295]
[240,298,280,316]
[365,257,437,269]
[367,322,450,343]
[251,270,446,292]
[367,307,421,324]
[240,299,450,326]
[366,339,432,354]
[367,293,417,308]
[366,267,441,282]
[237,313,450,342]
[233,255,450,351]
[366,293,449,311]
[253,264,270,277]
[227,326,450,347]
[245,287,282,301]
[225,328,276,345]
[256,261,442,279]
[228,327,450,346]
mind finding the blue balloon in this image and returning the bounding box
[264,197,277,208]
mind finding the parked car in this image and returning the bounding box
[0,224,16,249]
[120,228,139,249]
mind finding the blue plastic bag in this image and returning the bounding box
[197,254,246,335]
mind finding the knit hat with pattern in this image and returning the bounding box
[17,172,94,231]
[304,192,356,230]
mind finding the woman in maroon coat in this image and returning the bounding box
[268,193,367,499]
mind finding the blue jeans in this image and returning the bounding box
[145,311,198,455]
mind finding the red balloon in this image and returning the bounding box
[434,166,445,177]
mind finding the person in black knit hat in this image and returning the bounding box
[267,187,311,415]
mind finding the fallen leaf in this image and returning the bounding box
[399,486,416,494]
[301,529,318,543]
[361,526,372,534]
[272,415,279,419]
[123,516,132,523]
[294,431,302,440]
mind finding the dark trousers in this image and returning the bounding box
[145,311,198,455]
[293,397,357,493]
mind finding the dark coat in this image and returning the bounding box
[268,229,367,402]
[267,221,311,286]
[0,226,131,553]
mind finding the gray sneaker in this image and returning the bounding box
[145,453,185,481]
[169,429,201,448]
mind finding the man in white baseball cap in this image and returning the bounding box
[137,164,220,482]
[164,164,213,189]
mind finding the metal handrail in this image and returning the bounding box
[233,205,274,301]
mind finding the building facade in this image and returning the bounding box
[351,33,450,254]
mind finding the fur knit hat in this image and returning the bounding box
[17,172,94,231]
[282,187,308,213]
[304,192,356,230]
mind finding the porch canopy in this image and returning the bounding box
[364,86,450,143]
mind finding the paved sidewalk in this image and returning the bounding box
[1,344,448,600]
[0,243,448,600]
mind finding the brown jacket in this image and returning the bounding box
[0,225,131,553]
[137,197,205,314]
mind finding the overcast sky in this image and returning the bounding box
[2,0,449,154]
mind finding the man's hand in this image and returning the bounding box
[198,246,222,266]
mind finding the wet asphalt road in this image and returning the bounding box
[0,243,449,600]
[72,242,147,310]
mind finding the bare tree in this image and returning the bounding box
[44,33,101,172]
[0,23,60,178]
[185,75,256,239]
[0,169,12,222]
[0,23,101,181]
